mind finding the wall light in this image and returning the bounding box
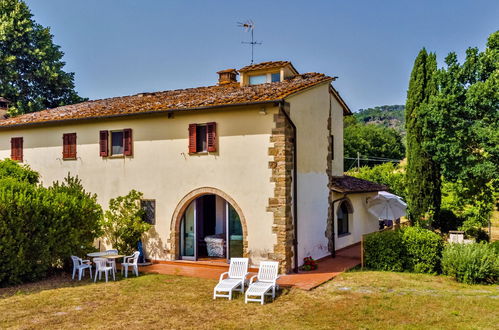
[259,108,267,115]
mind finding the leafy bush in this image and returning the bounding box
[0,167,102,286]
[0,159,39,184]
[442,243,498,284]
[101,190,151,255]
[402,226,443,274]
[363,230,404,271]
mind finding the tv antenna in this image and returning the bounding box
[237,20,262,64]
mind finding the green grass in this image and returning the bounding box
[1,271,498,329]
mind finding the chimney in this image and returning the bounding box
[217,69,238,85]
[0,97,10,120]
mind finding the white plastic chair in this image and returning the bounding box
[71,256,93,281]
[94,257,115,282]
[105,249,118,274]
[245,261,280,305]
[213,258,249,300]
[121,251,140,278]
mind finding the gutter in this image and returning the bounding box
[278,101,299,273]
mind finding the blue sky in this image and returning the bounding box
[25,0,499,111]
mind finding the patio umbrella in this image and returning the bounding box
[367,191,407,220]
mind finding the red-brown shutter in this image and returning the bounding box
[99,130,109,157]
[62,134,70,159]
[188,124,197,153]
[10,137,23,162]
[70,133,77,158]
[123,128,133,156]
[207,122,217,152]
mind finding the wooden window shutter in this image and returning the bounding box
[62,134,70,159]
[11,137,23,162]
[99,130,109,157]
[188,124,197,153]
[123,128,133,156]
[70,133,77,158]
[207,122,217,152]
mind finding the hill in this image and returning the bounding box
[354,105,405,134]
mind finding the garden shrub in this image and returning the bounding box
[363,229,404,271]
[442,243,498,284]
[101,190,151,255]
[0,166,102,286]
[402,226,443,274]
[0,159,39,183]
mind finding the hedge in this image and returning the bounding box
[363,229,405,271]
[364,227,442,274]
[0,161,102,286]
[402,226,443,274]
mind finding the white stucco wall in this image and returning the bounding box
[287,83,336,262]
[333,192,380,250]
[0,106,278,263]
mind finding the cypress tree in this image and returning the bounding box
[405,49,441,226]
[0,0,85,114]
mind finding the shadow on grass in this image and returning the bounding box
[0,270,148,299]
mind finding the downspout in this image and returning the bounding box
[279,101,299,273]
[330,195,347,258]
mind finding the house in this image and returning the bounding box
[0,61,385,273]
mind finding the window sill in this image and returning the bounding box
[62,157,77,161]
[338,233,351,238]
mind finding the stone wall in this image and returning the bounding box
[267,111,295,273]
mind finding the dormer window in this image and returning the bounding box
[249,75,267,85]
[248,72,281,85]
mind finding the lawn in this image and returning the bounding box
[1,271,498,329]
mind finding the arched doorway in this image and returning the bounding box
[171,188,247,262]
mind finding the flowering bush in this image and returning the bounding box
[300,256,318,271]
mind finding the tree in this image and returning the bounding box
[422,31,499,233]
[347,162,406,200]
[405,48,441,225]
[101,190,151,255]
[344,116,405,170]
[0,0,85,114]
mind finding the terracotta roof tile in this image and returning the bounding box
[239,61,294,72]
[331,175,388,193]
[0,72,332,128]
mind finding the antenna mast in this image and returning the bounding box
[237,20,262,64]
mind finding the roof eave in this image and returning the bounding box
[0,99,284,130]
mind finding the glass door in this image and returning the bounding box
[226,202,243,259]
[180,201,196,260]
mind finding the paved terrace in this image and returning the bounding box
[140,244,360,290]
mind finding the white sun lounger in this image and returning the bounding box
[213,258,248,300]
[245,261,280,305]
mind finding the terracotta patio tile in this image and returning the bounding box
[139,244,360,290]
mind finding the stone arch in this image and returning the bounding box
[326,196,354,254]
[168,187,248,260]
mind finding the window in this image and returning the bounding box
[337,201,350,236]
[111,131,124,155]
[249,75,266,85]
[99,129,133,157]
[62,133,77,159]
[248,73,281,85]
[196,125,207,152]
[188,122,216,153]
[141,200,156,225]
[10,137,23,162]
